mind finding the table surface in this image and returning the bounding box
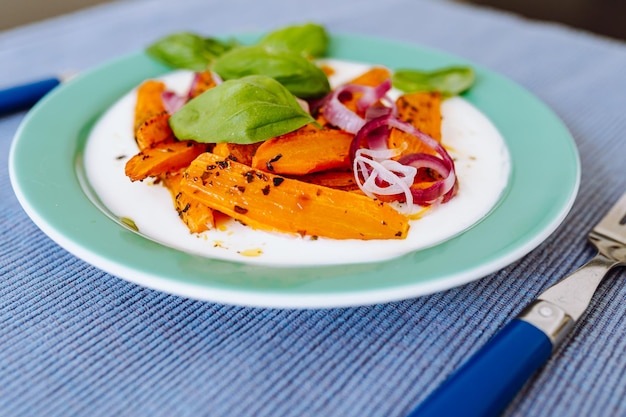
[1,0,625,416]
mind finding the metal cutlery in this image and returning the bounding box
[407,191,626,417]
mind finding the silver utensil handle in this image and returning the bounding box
[537,251,619,325]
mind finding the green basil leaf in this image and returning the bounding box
[392,66,476,96]
[259,22,329,58]
[212,45,330,99]
[146,32,237,71]
[169,75,315,145]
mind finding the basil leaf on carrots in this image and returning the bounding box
[169,75,315,145]
[146,32,237,71]
[392,66,475,96]
[212,45,330,99]
[259,22,329,58]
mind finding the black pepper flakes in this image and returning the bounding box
[234,205,248,214]
[266,154,283,171]
[262,185,271,195]
[273,177,285,187]
[244,171,255,183]
[217,160,230,169]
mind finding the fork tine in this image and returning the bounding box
[593,192,626,245]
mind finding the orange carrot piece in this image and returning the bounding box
[135,112,175,151]
[320,64,335,77]
[189,71,218,98]
[395,91,442,140]
[293,170,359,191]
[134,80,166,133]
[349,67,391,87]
[388,91,443,157]
[181,153,409,240]
[333,67,392,116]
[251,128,354,175]
[212,142,262,166]
[162,171,215,233]
[125,141,209,182]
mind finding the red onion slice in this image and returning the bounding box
[387,117,457,203]
[355,79,392,112]
[323,79,394,134]
[353,148,417,208]
[161,90,188,114]
[350,114,458,206]
[161,71,222,114]
[397,153,457,203]
[296,97,311,114]
[211,71,223,85]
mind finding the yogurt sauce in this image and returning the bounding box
[83,60,511,266]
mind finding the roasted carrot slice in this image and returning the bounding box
[135,112,175,150]
[339,67,392,116]
[134,80,166,133]
[181,152,409,240]
[388,91,443,157]
[395,91,442,140]
[189,71,218,98]
[293,170,359,191]
[251,128,354,175]
[162,170,215,233]
[320,64,335,77]
[213,142,262,166]
[125,141,209,182]
[349,67,391,87]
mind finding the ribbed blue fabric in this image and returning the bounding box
[1,1,625,416]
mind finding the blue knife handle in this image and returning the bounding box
[0,77,60,115]
[407,319,552,417]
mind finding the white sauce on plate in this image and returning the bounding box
[83,60,510,266]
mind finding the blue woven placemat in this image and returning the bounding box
[1,1,625,416]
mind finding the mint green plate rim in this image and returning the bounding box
[8,33,580,308]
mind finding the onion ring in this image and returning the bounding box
[323,79,394,134]
[350,114,457,206]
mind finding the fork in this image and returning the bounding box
[407,191,626,417]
